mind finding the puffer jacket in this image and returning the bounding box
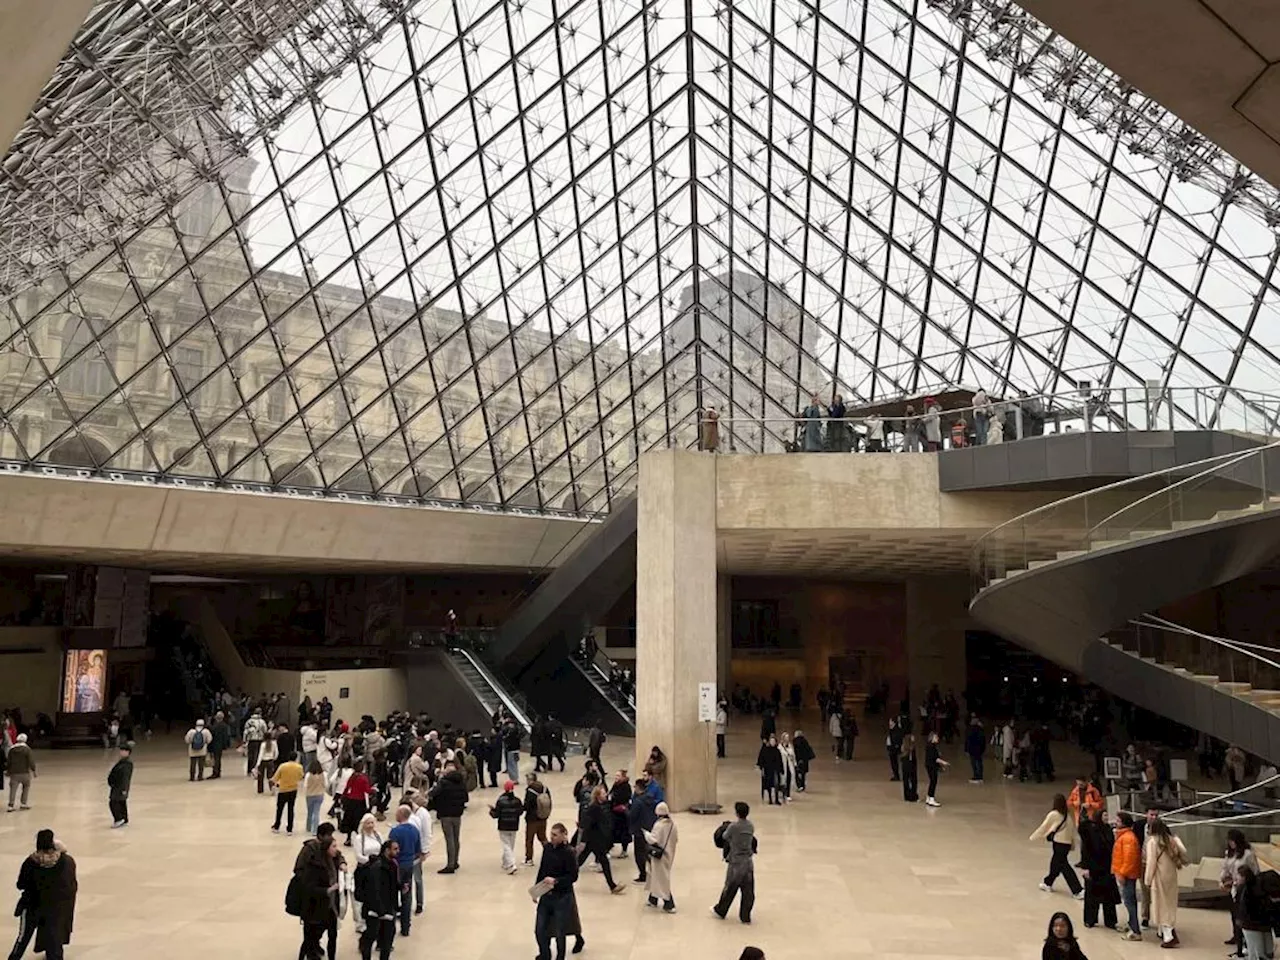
[426,770,468,818]
[490,791,524,832]
[1111,825,1141,879]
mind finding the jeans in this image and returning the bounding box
[412,861,423,911]
[302,750,316,771]
[109,794,129,824]
[438,816,461,868]
[969,755,984,780]
[1119,877,1140,935]
[1244,929,1274,960]
[398,867,414,933]
[535,892,571,960]
[189,755,206,781]
[359,918,395,960]
[505,750,520,783]
[713,861,755,921]
[1044,842,1081,894]
[274,790,297,832]
[306,795,323,833]
[975,413,989,445]
[525,818,547,862]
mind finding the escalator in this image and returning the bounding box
[970,441,1280,758]
[567,653,635,731]
[488,494,638,728]
[444,646,535,734]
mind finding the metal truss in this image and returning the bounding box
[2,0,1280,517]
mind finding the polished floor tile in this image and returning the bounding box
[0,721,1225,959]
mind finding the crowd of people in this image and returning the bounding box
[699,388,1049,453]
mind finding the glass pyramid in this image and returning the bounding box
[3,0,1280,515]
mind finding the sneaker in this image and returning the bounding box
[506,867,519,875]
[5,806,13,813]
[1073,891,1084,901]
[925,797,940,807]
[523,859,534,866]
[110,820,126,829]
[968,779,981,784]
[710,907,726,920]
[647,896,659,908]
[19,804,29,810]
[663,903,677,914]
[634,876,647,884]
[1121,931,1142,941]
[1038,882,1052,892]
[610,884,627,895]
[271,826,280,833]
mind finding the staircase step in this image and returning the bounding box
[1092,539,1128,551]
[1245,689,1280,701]
[1055,550,1086,561]
[1127,528,1165,540]
[1217,681,1252,693]
[1192,674,1220,684]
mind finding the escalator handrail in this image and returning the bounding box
[568,655,636,723]
[453,646,534,732]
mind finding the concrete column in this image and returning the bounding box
[717,573,732,694]
[636,450,717,811]
[905,575,970,709]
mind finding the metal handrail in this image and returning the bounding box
[1085,441,1280,539]
[972,441,1280,575]
[1136,615,1280,672]
[1160,773,1280,819]
[579,654,636,711]
[453,645,534,732]
[700,384,1280,433]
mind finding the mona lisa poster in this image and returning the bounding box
[62,650,107,713]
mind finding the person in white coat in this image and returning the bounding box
[778,734,798,803]
[408,792,433,916]
[351,812,384,933]
[828,711,843,762]
[1001,721,1016,779]
[299,722,319,770]
[643,802,678,913]
[183,719,211,782]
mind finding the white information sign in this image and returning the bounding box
[698,682,717,723]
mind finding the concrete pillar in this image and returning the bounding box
[905,575,970,709]
[636,450,717,811]
[717,573,732,695]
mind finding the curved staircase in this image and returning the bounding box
[970,443,1280,759]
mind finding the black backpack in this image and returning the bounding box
[284,874,305,917]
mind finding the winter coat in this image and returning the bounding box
[1144,834,1186,929]
[355,855,401,919]
[5,744,34,776]
[107,757,134,798]
[459,750,479,792]
[1029,809,1077,849]
[1111,825,1141,880]
[1068,783,1102,823]
[579,800,613,854]
[644,754,668,791]
[628,790,658,833]
[756,743,783,776]
[793,734,816,766]
[292,839,339,924]
[209,721,233,752]
[184,726,210,757]
[15,848,77,952]
[1078,818,1120,905]
[426,770,468,818]
[490,791,524,832]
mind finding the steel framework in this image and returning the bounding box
[1,0,1279,516]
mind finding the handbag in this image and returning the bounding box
[648,842,665,860]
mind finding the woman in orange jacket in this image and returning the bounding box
[1111,812,1143,940]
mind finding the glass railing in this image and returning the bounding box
[701,384,1280,454]
[972,440,1280,592]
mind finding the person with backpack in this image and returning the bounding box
[354,839,401,960]
[490,780,524,874]
[524,771,551,866]
[184,719,211,782]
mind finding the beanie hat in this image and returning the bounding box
[36,829,55,851]
[503,780,516,792]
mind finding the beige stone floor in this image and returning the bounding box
[0,721,1227,960]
